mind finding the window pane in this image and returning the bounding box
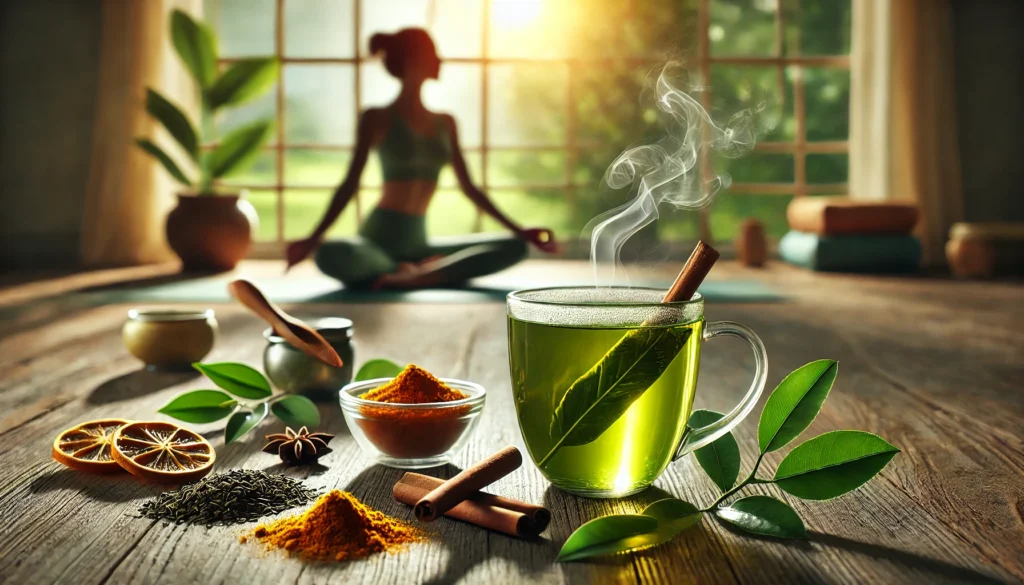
[789,0,852,56]
[360,62,401,108]
[426,190,479,236]
[716,153,794,183]
[220,149,277,186]
[285,0,355,58]
[214,83,278,145]
[488,151,566,187]
[361,152,383,188]
[807,153,848,184]
[489,0,570,59]
[283,189,364,239]
[285,149,346,186]
[657,208,703,243]
[425,64,482,149]
[804,67,850,141]
[247,189,279,241]
[438,153,482,189]
[431,0,484,58]
[572,65,654,192]
[359,0,428,52]
[480,189,574,239]
[206,0,275,57]
[566,0,693,59]
[285,65,356,145]
[489,64,567,147]
[710,192,793,241]
[710,0,778,57]
[347,190,381,236]
[712,65,793,141]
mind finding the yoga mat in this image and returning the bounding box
[88,276,783,305]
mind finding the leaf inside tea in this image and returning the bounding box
[542,325,693,466]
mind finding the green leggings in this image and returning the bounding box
[314,208,528,288]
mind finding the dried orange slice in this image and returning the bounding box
[111,421,215,484]
[52,418,131,473]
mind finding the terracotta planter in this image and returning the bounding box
[166,193,259,271]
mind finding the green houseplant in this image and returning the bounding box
[137,10,278,271]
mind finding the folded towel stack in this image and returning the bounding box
[780,197,921,273]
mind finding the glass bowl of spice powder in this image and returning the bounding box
[339,365,485,469]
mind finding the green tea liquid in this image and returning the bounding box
[508,317,703,497]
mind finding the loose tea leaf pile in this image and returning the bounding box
[139,470,318,526]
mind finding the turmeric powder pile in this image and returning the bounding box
[361,364,467,404]
[243,490,420,562]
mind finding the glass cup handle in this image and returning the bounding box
[673,321,768,461]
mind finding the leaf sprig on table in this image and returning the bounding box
[158,362,320,443]
[558,359,901,562]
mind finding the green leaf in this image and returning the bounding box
[193,362,272,400]
[207,120,275,179]
[773,430,900,500]
[758,359,838,453]
[170,10,217,88]
[158,390,236,424]
[688,410,741,492]
[135,139,192,186]
[145,89,198,161]
[541,325,693,467]
[224,402,269,443]
[271,395,321,428]
[207,58,279,110]
[556,514,659,562]
[354,358,405,382]
[642,498,702,534]
[716,496,807,539]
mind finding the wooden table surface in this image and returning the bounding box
[1,262,1022,584]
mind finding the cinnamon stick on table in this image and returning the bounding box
[394,473,550,538]
[413,446,522,522]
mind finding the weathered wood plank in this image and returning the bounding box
[1,262,1022,584]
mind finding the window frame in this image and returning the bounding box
[210,0,850,255]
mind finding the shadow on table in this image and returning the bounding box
[807,530,1010,585]
[542,486,1011,585]
[342,464,555,584]
[29,465,162,503]
[77,269,221,294]
[86,368,197,405]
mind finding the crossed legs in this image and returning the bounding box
[314,233,527,289]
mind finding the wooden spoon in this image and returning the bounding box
[228,279,344,368]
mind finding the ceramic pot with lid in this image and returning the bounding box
[263,317,355,401]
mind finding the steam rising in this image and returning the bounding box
[588,63,768,283]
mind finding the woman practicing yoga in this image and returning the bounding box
[286,28,558,288]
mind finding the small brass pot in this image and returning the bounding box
[123,309,217,370]
[263,317,355,401]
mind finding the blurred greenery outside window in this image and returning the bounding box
[205,0,850,256]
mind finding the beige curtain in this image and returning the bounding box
[849,0,963,266]
[81,0,201,267]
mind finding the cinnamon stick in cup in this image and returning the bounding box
[413,446,522,522]
[663,240,720,303]
[394,473,550,538]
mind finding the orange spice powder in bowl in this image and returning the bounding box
[339,365,486,469]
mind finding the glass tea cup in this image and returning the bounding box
[507,287,767,498]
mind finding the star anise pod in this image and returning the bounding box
[262,426,334,465]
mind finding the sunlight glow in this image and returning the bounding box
[491,0,543,29]
[613,403,640,494]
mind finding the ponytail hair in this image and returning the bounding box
[369,28,437,79]
[369,33,390,57]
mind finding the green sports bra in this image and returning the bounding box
[377,109,452,182]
